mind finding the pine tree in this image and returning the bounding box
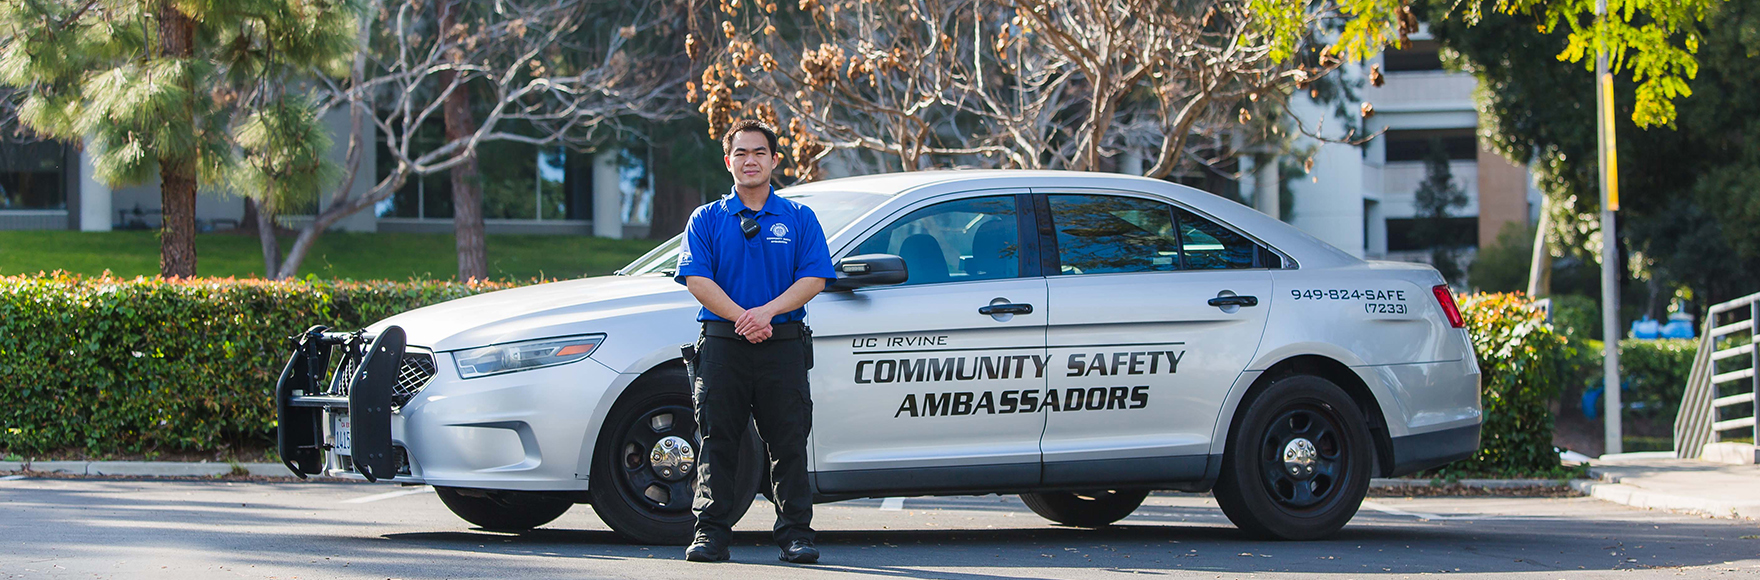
[1414,138,1469,285]
[0,0,359,278]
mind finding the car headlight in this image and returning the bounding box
[451,334,606,379]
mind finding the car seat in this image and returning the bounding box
[897,233,950,284]
[964,219,1015,279]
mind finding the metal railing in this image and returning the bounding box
[1674,291,1760,459]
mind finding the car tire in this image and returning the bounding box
[1020,490,1149,527]
[1213,374,1373,541]
[434,487,573,531]
[588,368,764,545]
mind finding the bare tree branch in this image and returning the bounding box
[700,0,1394,185]
[270,0,690,278]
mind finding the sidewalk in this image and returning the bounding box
[1575,453,1760,520]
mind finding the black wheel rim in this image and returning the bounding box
[615,401,699,515]
[1257,402,1348,511]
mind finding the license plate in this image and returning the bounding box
[332,414,352,456]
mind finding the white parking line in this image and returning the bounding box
[341,486,433,504]
[880,497,905,511]
[1361,500,1446,520]
[1361,501,1548,522]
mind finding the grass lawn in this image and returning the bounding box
[0,230,666,281]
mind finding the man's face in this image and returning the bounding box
[724,130,779,189]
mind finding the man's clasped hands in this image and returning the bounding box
[732,304,778,343]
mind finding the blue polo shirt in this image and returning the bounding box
[675,188,836,323]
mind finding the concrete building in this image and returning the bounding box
[0,112,655,239]
[1249,31,1541,279]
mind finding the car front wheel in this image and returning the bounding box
[588,368,763,545]
[1213,374,1373,540]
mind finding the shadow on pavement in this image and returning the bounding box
[2,480,1754,578]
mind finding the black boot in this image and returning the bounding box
[779,539,819,564]
[685,535,729,562]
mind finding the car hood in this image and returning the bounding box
[367,275,696,352]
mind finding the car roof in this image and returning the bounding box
[784,169,1171,196]
[784,169,1362,269]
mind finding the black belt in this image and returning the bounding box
[704,320,806,341]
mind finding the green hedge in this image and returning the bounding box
[1570,338,1698,422]
[2,275,1583,475]
[1449,292,1573,476]
[0,273,518,456]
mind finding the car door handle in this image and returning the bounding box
[979,303,1034,316]
[1207,295,1259,308]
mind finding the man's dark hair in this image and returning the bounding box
[721,119,782,157]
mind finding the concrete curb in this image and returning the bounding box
[0,461,288,478]
[1371,478,1570,489]
[1574,474,1760,520]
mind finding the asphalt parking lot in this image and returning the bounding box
[2,476,1757,579]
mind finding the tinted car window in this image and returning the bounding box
[1047,194,1181,275]
[853,196,1020,286]
[1177,208,1256,269]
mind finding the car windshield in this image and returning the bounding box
[618,189,893,276]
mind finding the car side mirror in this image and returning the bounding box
[827,254,908,292]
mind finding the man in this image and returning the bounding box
[675,119,834,564]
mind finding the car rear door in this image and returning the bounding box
[1033,191,1277,487]
[806,190,1050,495]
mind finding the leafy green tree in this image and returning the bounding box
[1413,138,1468,285]
[0,0,358,278]
[1474,0,1716,128]
[1470,222,1536,293]
[1423,0,1760,307]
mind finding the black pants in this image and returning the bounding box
[689,331,815,546]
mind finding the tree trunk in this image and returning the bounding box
[158,161,199,278]
[647,145,695,240]
[1527,194,1553,298]
[248,198,283,279]
[156,3,198,278]
[240,197,257,235]
[441,1,487,281]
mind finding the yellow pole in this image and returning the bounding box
[1600,72,1620,211]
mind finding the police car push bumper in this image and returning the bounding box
[276,325,405,482]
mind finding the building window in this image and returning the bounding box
[1383,40,1443,72]
[0,139,66,211]
[1384,128,1477,163]
[374,125,593,221]
[477,142,588,220]
[1386,216,1478,252]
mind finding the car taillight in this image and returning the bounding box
[1432,284,1464,328]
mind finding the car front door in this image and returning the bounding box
[807,190,1049,495]
[1034,192,1277,487]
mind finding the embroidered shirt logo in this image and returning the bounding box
[770,223,789,238]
